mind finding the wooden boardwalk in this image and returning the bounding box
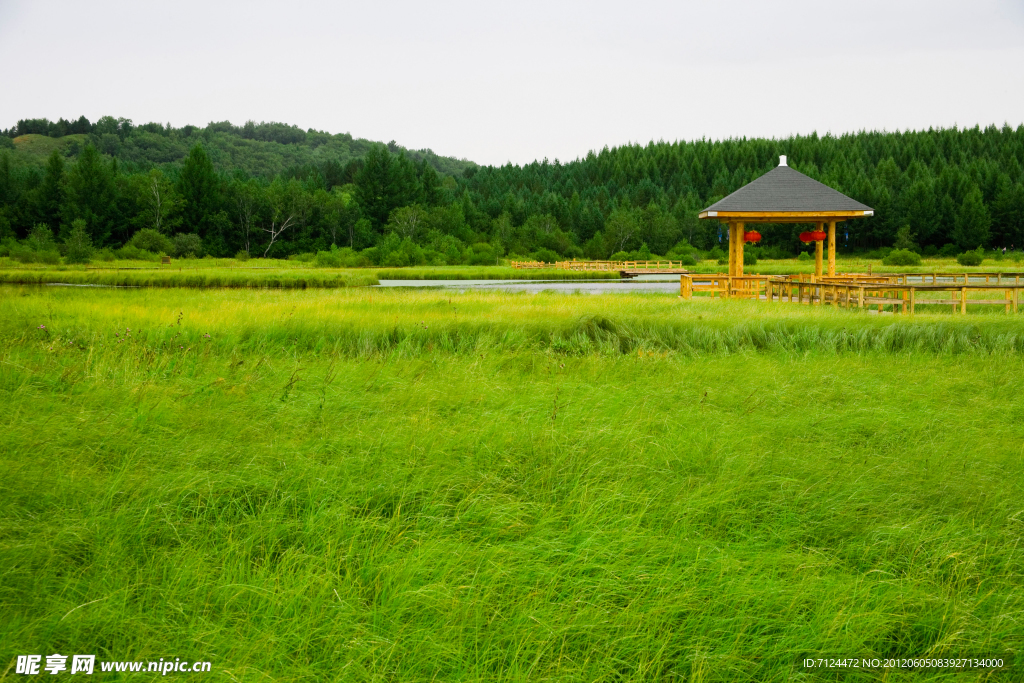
[679,272,1024,315]
[511,260,691,277]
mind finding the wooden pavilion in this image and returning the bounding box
[698,156,873,278]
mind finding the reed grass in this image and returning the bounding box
[1,287,1022,681]
[0,267,378,289]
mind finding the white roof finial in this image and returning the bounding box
[779,155,788,167]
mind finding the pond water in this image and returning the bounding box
[375,274,682,294]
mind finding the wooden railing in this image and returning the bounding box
[767,281,1022,314]
[511,260,691,271]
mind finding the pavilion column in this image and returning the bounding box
[827,220,837,277]
[814,221,823,279]
[727,222,736,276]
[736,222,745,277]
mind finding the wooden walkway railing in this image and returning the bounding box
[511,260,691,272]
[680,274,1023,314]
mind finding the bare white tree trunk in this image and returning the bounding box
[263,215,295,257]
[150,176,163,232]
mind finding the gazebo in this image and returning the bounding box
[699,156,873,278]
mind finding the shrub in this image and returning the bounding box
[63,219,93,264]
[288,252,316,263]
[743,251,757,266]
[956,249,984,266]
[717,257,728,266]
[707,247,726,261]
[172,233,204,258]
[882,249,922,266]
[131,228,174,255]
[893,225,918,251]
[235,250,250,261]
[798,252,811,262]
[922,244,939,257]
[939,243,959,257]
[116,244,160,261]
[679,254,697,266]
[314,250,342,268]
[27,225,57,253]
[95,248,116,262]
[37,250,60,265]
[10,245,37,263]
[533,248,559,264]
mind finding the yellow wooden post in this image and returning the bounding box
[858,286,865,309]
[910,287,916,315]
[731,223,739,277]
[827,220,836,277]
[1006,288,1012,313]
[961,286,967,314]
[1015,288,1020,313]
[814,238,823,278]
[736,222,745,277]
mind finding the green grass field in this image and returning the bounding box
[2,287,1023,681]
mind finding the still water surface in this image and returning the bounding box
[376,274,681,294]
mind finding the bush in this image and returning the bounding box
[235,250,250,261]
[314,250,342,268]
[679,254,697,266]
[467,243,497,266]
[131,228,174,255]
[37,251,61,265]
[95,248,116,262]
[10,245,37,263]
[717,257,728,266]
[63,219,93,264]
[956,249,984,266]
[172,233,204,258]
[882,249,922,266]
[798,252,811,262]
[533,248,559,264]
[288,252,316,263]
[922,244,939,257]
[939,243,959,257]
[743,251,757,266]
[116,244,160,261]
[707,247,726,261]
[27,225,57,253]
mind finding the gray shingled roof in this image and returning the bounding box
[702,165,872,213]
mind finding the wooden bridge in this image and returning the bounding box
[511,260,692,277]
[679,272,1024,315]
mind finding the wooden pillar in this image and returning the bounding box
[910,287,916,315]
[814,222,823,278]
[727,222,736,276]
[736,222,745,277]
[961,286,967,314]
[827,220,837,277]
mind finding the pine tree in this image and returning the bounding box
[36,150,65,232]
[62,144,116,244]
[952,186,991,249]
[177,144,220,235]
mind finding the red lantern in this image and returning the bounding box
[799,231,827,243]
[743,231,762,243]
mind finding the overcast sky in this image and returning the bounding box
[1,0,1022,166]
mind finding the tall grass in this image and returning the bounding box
[0,268,378,288]
[5,287,1024,358]
[1,287,1022,681]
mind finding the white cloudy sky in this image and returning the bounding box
[1,0,1022,166]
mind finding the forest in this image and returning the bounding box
[2,116,1023,265]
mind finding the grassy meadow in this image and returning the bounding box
[2,287,1023,681]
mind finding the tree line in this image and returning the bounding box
[2,117,1023,265]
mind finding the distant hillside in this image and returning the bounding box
[3,116,477,179]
